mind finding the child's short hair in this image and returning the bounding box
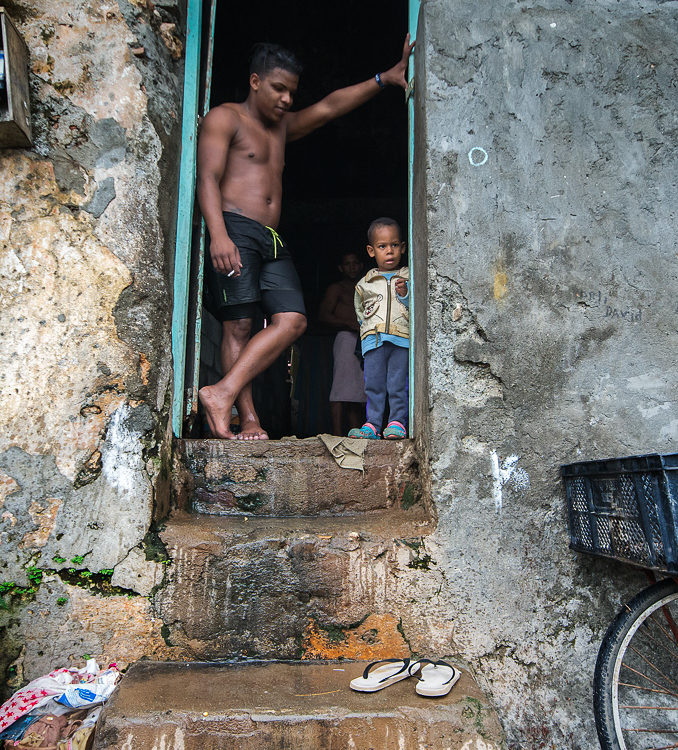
[367,217,402,244]
[249,43,303,78]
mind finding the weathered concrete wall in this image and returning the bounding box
[410,0,678,746]
[0,0,185,688]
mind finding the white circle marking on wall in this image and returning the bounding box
[468,147,488,167]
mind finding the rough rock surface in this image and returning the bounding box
[153,511,435,660]
[2,573,188,694]
[175,437,422,515]
[0,1,676,746]
[0,0,182,688]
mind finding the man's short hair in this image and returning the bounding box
[338,250,361,264]
[367,217,402,244]
[249,43,303,78]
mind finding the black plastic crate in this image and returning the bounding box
[561,453,678,574]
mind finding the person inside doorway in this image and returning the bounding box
[318,251,366,434]
[197,36,414,440]
[349,217,409,440]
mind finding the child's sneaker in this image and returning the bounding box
[383,421,407,439]
[348,423,381,439]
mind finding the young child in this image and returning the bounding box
[318,251,367,434]
[349,217,409,440]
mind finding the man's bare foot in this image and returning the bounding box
[234,418,269,440]
[198,385,235,439]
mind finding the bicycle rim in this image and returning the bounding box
[608,582,678,749]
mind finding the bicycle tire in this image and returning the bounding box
[594,578,678,750]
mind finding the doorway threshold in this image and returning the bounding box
[173,437,422,517]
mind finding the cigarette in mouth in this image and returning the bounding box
[227,270,235,277]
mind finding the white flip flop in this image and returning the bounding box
[349,658,419,692]
[413,659,461,697]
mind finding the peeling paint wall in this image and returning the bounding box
[413,0,678,746]
[0,0,183,687]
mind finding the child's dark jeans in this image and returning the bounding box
[363,341,409,431]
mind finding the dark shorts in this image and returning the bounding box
[203,212,306,322]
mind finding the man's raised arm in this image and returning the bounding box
[286,34,415,143]
[197,107,243,276]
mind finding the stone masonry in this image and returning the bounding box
[0,0,184,686]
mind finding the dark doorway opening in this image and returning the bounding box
[196,0,408,438]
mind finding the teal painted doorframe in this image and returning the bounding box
[171,0,202,437]
[171,1,419,438]
[184,0,218,431]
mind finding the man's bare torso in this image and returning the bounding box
[218,102,287,228]
[333,280,359,328]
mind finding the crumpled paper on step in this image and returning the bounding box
[318,434,366,471]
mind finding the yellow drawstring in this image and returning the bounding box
[265,226,284,258]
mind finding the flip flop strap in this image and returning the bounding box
[362,657,411,682]
[411,659,457,685]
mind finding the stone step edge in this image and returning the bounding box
[171,437,423,517]
[95,658,505,748]
[160,509,434,537]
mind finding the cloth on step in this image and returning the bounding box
[0,715,38,741]
[57,724,95,750]
[0,662,119,735]
[0,670,74,734]
[319,434,366,472]
[329,331,366,403]
[8,712,71,748]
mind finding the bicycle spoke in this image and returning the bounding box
[619,681,678,699]
[623,663,678,697]
[658,603,678,646]
[641,616,678,662]
[595,581,678,749]
[647,609,678,649]
[626,645,678,692]
[620,611,678,748]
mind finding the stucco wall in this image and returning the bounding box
[413,0,678,746]
[0,0,186,688]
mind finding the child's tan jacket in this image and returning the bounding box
[354,266,410,343]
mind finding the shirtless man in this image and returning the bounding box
[198,37,414,440]
[318,251,366,434]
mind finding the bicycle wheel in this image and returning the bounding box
[594,578,678,750]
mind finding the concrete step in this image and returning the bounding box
[153,511,434,661]
[95,660,504,750]
[172,437,422,516]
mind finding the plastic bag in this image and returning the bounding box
[54,685,114,710]
[0,670,74,734]
[55,663,118,709]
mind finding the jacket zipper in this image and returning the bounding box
[364,271,402,343]
[384,275,392,336]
